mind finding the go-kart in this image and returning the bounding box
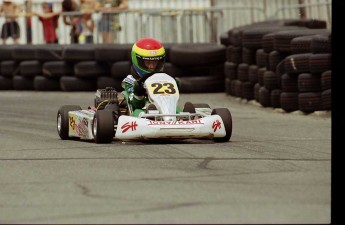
[57,72,232,143]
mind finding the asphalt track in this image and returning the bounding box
[0,91,331,224]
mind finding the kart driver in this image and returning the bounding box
[121,37,180,114]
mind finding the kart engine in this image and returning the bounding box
[94,87,118,109]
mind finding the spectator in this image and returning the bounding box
[62,0,81,43]
[25,0,32,43]
[78,12,94,43]
[0,0,23,44]
[32,2,60,44]
[95,0,128,43]
[79,0,96,43]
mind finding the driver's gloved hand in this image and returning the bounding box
[133,80,146,96]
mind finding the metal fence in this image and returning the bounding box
[0,0,331,45]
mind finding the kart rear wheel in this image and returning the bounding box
[212,108,232,142]
[57,105,82,140]
[183,102,196,113]
[183,102,196,120]
[93,109,115,143]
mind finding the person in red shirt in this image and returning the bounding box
[32,2,60,44]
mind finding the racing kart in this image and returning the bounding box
[57,72,232,143]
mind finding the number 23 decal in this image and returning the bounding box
[149,82,177,95]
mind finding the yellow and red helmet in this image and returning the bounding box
[131,38,165,77]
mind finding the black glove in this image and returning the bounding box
[133,80,146,96]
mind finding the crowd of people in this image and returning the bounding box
[0,0,128,44]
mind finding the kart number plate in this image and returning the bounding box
[148,82,177,95]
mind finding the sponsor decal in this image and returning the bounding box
[149,50,157,55]
[212,120,221,132]
[147,119,204,126]
[70,116,89,137]
[74,118,89,138]
[121,121,138,133]
[70,116,76,129]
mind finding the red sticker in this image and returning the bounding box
[121,121,138,133]
[212,120,221,132]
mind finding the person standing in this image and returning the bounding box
[32,2,60,44]
[95,0,128,43]
[0,0,23,44]
[62,0,81,44]
[79,0,96,43]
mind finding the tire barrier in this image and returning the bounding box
[0,42,226,94]
[221,19,331,113]
[0,18,331,114]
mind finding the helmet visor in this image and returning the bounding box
[136,54,165,73]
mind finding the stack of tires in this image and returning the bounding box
[221,19,331,113]
[165,43,226,93]
[0,43,226,93]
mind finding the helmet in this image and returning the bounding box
[131,38,165,77]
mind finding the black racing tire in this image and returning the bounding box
[74,61,110,78]
[183,102,196,120]
[62,44,95,62]
[242,47,256,65]
[224,62,238,80]
[170,43,226,67]
[1,60,19,77]
[42,61,74,77]
[309,53,331,74]
[262,33,276,53]
[34,76,61,91]
[241,81,254,100]
[298,92,323,113]
[35,44,64,62]
[0,45,16,60]
[111,61,131,79]
[183,102,196,113]
[280,92,299,112]
[94,43,132,62]
[270,89,282,109]
[255,49,268,68]
[226,45,242,64]
[248,65,258,84]
[290,35,314,54]
[57,105,82,140]
[311,34,331,54]
[179,75,225,93]
[97,76,123,91]
[13,76,34,90]
[321,70,331,91]
[19,60,42,77]
[259,86,271,107]
[0,75,13,90]
[263,71,280,90]
[212,108,232,142]
[60,76,97,92]
[12,45,38,61]
[92,109,115,144]
[284,53,312,74]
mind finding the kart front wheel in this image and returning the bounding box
[92,110,115,144]
[57,105,82,140]
[212,108,232,142]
